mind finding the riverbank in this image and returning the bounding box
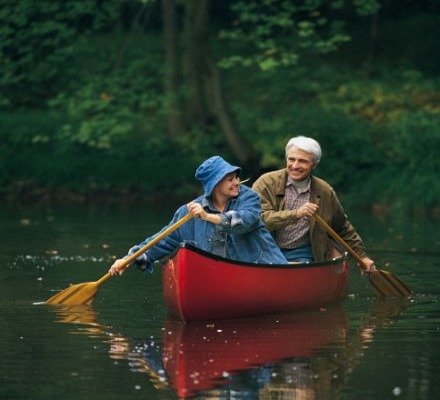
[3,181,439,219]
[0,182,190,207]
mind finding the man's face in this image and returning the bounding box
[286,146,316,181]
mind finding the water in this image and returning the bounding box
[1,202,439,400]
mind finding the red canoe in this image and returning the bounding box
[162,243,349,322]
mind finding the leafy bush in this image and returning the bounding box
[0,111,196,196]
[378,112,440,208]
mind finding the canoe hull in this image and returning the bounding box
[162,244,349,321]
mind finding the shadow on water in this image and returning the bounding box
[51,298,409,399]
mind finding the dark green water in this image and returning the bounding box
[1,202,439,400]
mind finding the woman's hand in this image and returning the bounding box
[187,202,222,225]
[187,201,206,219]
[108,258,127,276]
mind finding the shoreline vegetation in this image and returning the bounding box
[1,1,439,214]
[2,182,439,219]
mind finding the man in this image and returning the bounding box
[252,135,375,270]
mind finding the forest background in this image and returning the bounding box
[0,0,439,214]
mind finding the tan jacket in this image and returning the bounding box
[252,169,368,262]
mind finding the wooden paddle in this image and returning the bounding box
[313,213,411,297]
[45,213,193,305]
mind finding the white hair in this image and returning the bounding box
[285,136,322,164]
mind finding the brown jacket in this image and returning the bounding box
[252,169,368,261]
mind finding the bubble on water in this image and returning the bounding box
[134,385,141,390]
[392,387,402,396]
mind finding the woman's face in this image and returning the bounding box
[214,172,241,198]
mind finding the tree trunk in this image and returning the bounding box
[162,0,184,139]
[182,0,211,125]
[205,58,255,166]
[162,0,256,167]
[363,13,379,79]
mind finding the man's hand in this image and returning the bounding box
[298,202,319,218]
[359,257,376,274]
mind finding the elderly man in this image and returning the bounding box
[252,135,375,270]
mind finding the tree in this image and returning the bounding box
[0,0,380,166]
[162,0,255,167]
[160,0,380,168]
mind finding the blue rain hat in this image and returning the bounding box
[195,156,241,196]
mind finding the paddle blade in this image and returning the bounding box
[369,270,412,297]
[45,281,99,305]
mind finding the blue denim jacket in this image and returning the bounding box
[129,185,288,272]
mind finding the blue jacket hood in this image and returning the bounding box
[195,156,241,196]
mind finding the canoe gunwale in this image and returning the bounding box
[168,242,349,269]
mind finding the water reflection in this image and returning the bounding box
[52,305,111,338]
[160,308,347,398]
[51,299,408,399]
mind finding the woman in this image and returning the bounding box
[109,156,287,275]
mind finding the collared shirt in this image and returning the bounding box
[202,197,227,257]
[277,176,311,249]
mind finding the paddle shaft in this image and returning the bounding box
[96,213,193,286]
[313,213,369,272]
[45,213,193,305]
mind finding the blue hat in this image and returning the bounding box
[195,156,241,196]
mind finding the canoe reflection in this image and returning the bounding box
[52,299,409,399]
[162,308,347,398]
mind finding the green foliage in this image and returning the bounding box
[219,0,379,70]
[377,112,440,208]
[0,0,121,108]
[233,98,384,190]
[318,71,440,124]
[225,62,439,209]
[0,110,196,195]
[48,59,164,148]
[374,13,440,75]
[0,0,438,211]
